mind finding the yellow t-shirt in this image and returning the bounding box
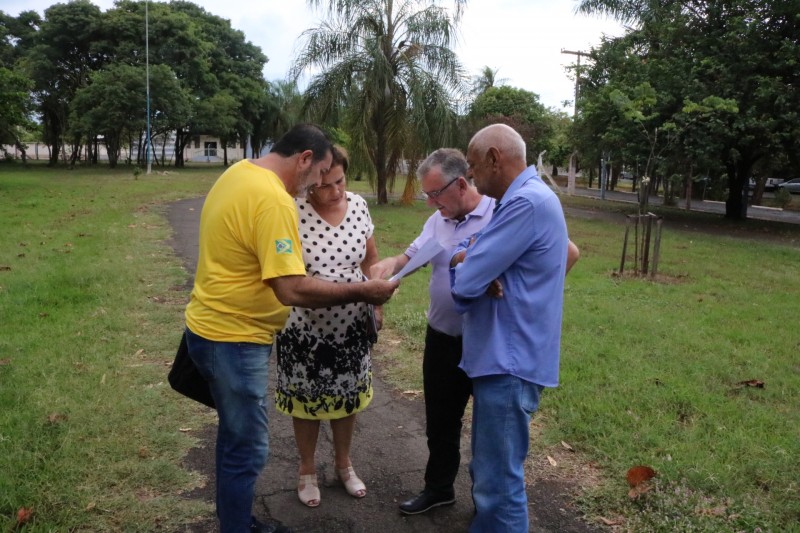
[185,160,306,344]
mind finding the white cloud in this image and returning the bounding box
[7,0,624,111]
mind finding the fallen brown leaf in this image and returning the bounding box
[626,465,657,487]
[696,505,727,517]
[47,413,68,424]
[735,379,765,388]
[598,516,624,526]
[561,440,574,451]
[628,482,652,499]
[0,358,10,366]
[547,455,558,467]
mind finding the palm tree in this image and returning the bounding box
[292,0,468,204]
[576,0,649,25]
[470,66,508,98]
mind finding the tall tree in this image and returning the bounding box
[70,63,190,168]
[21,0,106,165]
[249,80,302,158]
[292,0,468,204]
[0,67,33,158]
[469,85,553,164]
[97,0,269,167]
[469,65,507,99]
[577,0,800,219]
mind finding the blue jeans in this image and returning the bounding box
[469,374,544,533]
[185,328,271,533]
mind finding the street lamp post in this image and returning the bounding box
[145,0,152,175]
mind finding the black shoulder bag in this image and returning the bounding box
[167,332,216,409]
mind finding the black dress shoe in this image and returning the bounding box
[251,516,292,533]
[399,488,456,515]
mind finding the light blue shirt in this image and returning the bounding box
[405,195,495,337]
[449,166,568,386]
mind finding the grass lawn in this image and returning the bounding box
[1,162,798,531]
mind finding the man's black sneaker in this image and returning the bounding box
[251,517,292,533]
[399,489,456,515]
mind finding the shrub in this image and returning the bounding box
[774,187,792,208]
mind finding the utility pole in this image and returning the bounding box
[145,0,152,175]
[560,49,589,117]
[562,49,589,196]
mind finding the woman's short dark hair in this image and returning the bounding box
[271,123,333,163]
[331,145,350,173]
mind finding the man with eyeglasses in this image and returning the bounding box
[373,145,580,518]
[371,148,493,514]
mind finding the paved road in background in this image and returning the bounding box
[571,187,800,224]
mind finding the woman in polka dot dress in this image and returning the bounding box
[275,145,381,508]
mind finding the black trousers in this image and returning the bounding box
[422,325,473,493]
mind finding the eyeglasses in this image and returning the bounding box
[422,177,459,199]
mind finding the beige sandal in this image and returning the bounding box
[298,473,320,507]
[336,466,366,498]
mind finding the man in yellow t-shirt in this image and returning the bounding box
[183,124,398,533]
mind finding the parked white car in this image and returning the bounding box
[776,178,800,194]
[749,177,785,191]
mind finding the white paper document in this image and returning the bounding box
[389,239,445,281]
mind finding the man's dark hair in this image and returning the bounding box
[271,123,333,163]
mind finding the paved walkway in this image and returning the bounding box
[166,197,600,533]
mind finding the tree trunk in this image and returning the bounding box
[14,139,27,163]
[400,159,419,205]
[174,129,186,168]
[724,159,754,220]
[374,129,388,204]
[49,142,60,166]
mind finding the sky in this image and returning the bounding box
[6,0,626,113]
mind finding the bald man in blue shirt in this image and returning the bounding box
[450,124,576,532]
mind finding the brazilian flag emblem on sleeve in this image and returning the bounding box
[275,239,293,254]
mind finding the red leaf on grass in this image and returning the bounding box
[626,465,656,487]
[626,465,656,500]
[17,507,33,525]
